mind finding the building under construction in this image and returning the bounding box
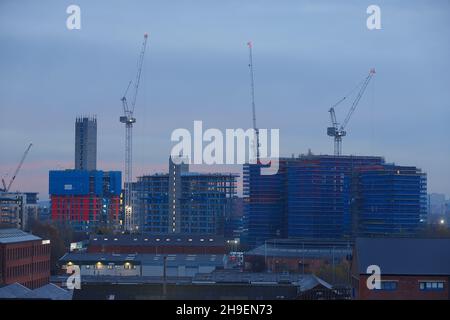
[49,170,121,231]
[243,154,427,247]
[132,157,238,235]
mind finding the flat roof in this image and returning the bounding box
[192,270,332,291]
[0,228,41,244]
[355,237,450,275]
[89,234,225,247]
[246,243,351,259]
[59,253,226,267]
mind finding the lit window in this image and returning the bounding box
[419,281,445,291]
[374,281,397,291]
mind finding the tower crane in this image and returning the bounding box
[327,68,375,156]
[120,33,148,232]
[1,143,33,192]
[247,41,260,162]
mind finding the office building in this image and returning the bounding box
[75,116,97,171]
[0,228,51,289]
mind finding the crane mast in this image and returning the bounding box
[247,41,260,162]
[120,33,148,232]
[327,68,375,156]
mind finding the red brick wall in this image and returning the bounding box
[0,240,51,289]
[88,244,226,255]
[51,195,120,223]
[357,274,449,300]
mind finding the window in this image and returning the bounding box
[419,281,445,291]
[374,281,398,291]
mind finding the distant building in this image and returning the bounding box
[87,233,227,255]
[0,192,38,231]
[0,228,51,289]
[354,164,427,237]
[59,252,226,278]
[243,154,427,247]
[351,237,450,300]
[75,116,97,171]
[242,162,286,247]
[428,193,446,214]
[62,270,341,300]
[243,155,384,246]
[49,170,121,231]
[37,202,51,222]
[244,239,352,274]
[133,157,238,235]
[224,197,244,240]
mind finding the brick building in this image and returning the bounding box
[244,239,352,273]
[0,228,51,289]
[87,234,227,255]
[351,237,450,300]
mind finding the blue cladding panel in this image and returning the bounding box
[356,165,427,237]
[286,156,383,240]
[49,170,121,196]
[242,162,286,247]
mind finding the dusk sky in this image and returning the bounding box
[1,0,449,200]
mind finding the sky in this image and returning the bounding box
[0,0,449,200]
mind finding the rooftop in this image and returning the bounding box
[354,237,450,275]
[0,228,41,244]
[246,240,352,259]
[59,252,226,267]
[89,233,225,247]
[0,283,71,300]
[192,270,332,291]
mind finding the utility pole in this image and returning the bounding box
[163,256,167,298]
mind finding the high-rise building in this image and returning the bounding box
[286,155,384,240]
[354,164,427,237]
[168,156,189,233]
[0,192,38,231]
[242,162,287,247]
[243,154,427,247]
[133,157,238,234]
[75,116,97,171]
[49,170,121,231]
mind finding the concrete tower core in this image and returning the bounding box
[75,116,97,171]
